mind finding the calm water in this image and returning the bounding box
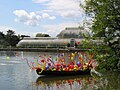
[0,51,119,90]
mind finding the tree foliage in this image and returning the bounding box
[20,35,30,40]
[84,0,120,70]
[0,30,20,47]
[0,31,5,39]
[36,33,50,37]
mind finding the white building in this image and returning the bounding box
[17,27,101,48]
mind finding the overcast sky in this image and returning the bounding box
[0,0,85,37]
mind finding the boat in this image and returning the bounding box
[36,68,91,76]
[22,52,94,76]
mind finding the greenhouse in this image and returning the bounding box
[17,27,88,48]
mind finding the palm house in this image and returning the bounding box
[17,27,88,48]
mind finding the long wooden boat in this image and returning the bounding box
[36,69,91,76]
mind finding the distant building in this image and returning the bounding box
[17,27,101,48]
[57,27,87,38]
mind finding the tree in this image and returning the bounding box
[20,35,30,40]
[0,31,5,39]
[36,33,50,37]
[5,30,20,47]
[0,31,6,47]
[84,0,120,70]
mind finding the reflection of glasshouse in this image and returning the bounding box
[17,27,88,48]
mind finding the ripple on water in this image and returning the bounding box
[0,63,13,66]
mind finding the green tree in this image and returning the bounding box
[36,33,50,37]
[84,0,120,70]
[0,31,6,47]
[0,31,5,39]
[20,35,30,40]
[5,30,20,47]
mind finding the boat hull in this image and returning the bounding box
[36,69,91,76]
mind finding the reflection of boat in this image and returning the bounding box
[36,74,91,83]
[36,74,92,90]
[36,69,91,76]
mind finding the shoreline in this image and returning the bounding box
[0,48,89,52]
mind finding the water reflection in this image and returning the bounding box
[36,75,108,90]
[0,51,119,90]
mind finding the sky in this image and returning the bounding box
[0,0,85,37]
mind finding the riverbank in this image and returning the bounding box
[0,48,89,52]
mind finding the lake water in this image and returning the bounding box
[0,51,119,90]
